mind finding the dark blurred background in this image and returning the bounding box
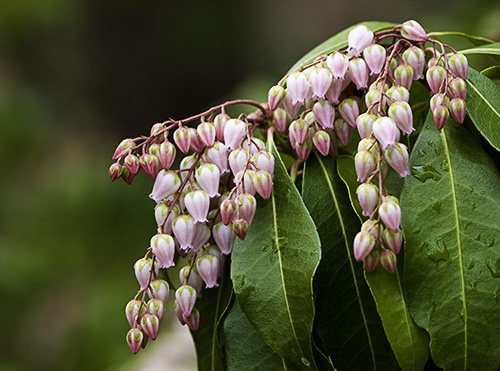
[0,1,498,370]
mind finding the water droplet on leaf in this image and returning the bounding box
[411,165,442,183]
[440,159,449,171]
[427,239,451,265]
[301,357,312,367]
[485,258,500,278]
[474,233,481,241]
[431,200,441,213]
[485,238,495,247]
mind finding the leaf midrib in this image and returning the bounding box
[316,153,377,370]
[467,79,500,122]
[440,128,468,371]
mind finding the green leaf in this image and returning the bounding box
[302,153,399,371]
[481,66,500,80]
[428,31,494,46]
[191,261,234,371]
[401,112,500,370]
[336,154,430,371]
[466,67,500,152]
[230,134,321,370]
[287,21,395,73]
[223,299,285,371]
[457,42,500,56]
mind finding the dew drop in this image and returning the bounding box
[485,238,495,248]
[485,258,500,278]
[427,140,435,146]
[474,233,481,241]
[434,147,442,156]
[469,187,474,193]
[440,159,449,172]
[411,165,442,183]
[464,221,472,230]
[469,280,478,291]
[431,200,441,213]
[301,357,312,367]
[414,226,422,235]
[467,261,475,270]
[417,149,427,157]
[427,239,451,265]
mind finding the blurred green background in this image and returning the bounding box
[0,1,498,370]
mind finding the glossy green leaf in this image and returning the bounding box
[480,66,500,80]
[429,31,493,46]
[223,299,284,371]
[336,154,430,371]
[287,21,395,73]
[231,135,321,370]
[401,112,500,370]
[458,42,500,56]
[191,261,234,371]
[466,68,500,152]
[302,153,399,371]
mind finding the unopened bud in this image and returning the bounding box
[327,51,349,80]
[426,66,446,94]
[253,170,273,199]
[109,163,122,182]
[213,222,236,255]
[347,25,374,57]
[273,108,288,133]
[363,44,386,75]
[149,279,170,303]
[354,231,376,261]
[394,64,414,90]
[400,20,427,42]
[373,117,399,150]
[196,254,220,288]
[175,285,197,317]
[174,127,193,154]
[363,249,380,272]
[448,53,468,80]
[379,197,401,232]
[450,98,466,124]
[357,183,378,217]
[197,122,216,148]
[195,163,221,198]
[309,67,333,100]
[433,105,449,130]
[313,100,335,130]
[338,98,360,128]
[147,298,165,323]
[384,143,410,177]
[233,218,249,240]
[334,118,353,147]
[268,85,287,111]
[313,130,330,157]
[382,228,402,255]
[355,150,376,183]
[286,71,310,105]
[141,314,159,340]
[126,328,144,354]
[183,308,200,331]
[151,234,176,269]
[348,58,369,89]
[220,198,237,225]
[113,138,135,160]
[380,249,397,274]
[125,299,143,328]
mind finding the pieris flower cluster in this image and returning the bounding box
[110,102,274,354]
[265,20,468,273]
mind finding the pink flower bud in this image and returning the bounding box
[124,154,140,175]
[197,122,216,147]
[286,71,310,105]
[384,143,410,177]
[338,98,360,128]
[156,142,175,170]
[356,113,376,139]
[379,197,401,232]
[204,142,229,174]
[361,219,379,238]
[364,88,382,112]
[295,137,313,162]
[172,215,196,250]
[347,25,374,57]
[228,148,248,177]
[241,137,265,156]
[349,58,369,89]
[126,328,144,354]
[383,228,402,255]
[426,66,446,94]
[234,170,256,196]
[357,183,378,217]
[394,64,414,90]
[334,118,353,147]
[449,77,467,100]
[363,249,380,272]
[313,130,330,157]
[358,137,378,155]
[224,119,247,150]
[448,53,468,80]
[388,101,414,134]
[140,314,159,340]
[134,258,157,289]
[147,298,165,323]
[289,119,309,145]
[363,44,386,75]
[140,153,158,180]
[149,279,169,303]
[268,85,287,111]
[273,108,288,133]
[430,93,450,113]
[309,67,333,100]
[189,128,204,153]
[175,285,197,317]
[174,126,193,154]
[233,218,249,240]
[252,150,275,176]
[450,98,466,124]
[433,105,449,130]
[327,51,349,80]
[184,190,210,223]
[214,113,230,142]
[191,222,210,254]
[354,231,376,261]
[380,249,397,274]
[304,111,315,126]
[400,20,427,42]
[373,117,399,150]
[151,234,176,268]
[213,222,236,254]
[149,170,181,203]
[155,203,179,234]
[109,163,122,181]
[325,78,343,104]
[237,193,257,225]
[386,85,409,103]
[313,100,335,129]
[403,46,425,80]
[195,163,221,197]
[125,299,143,328]
[355,150,376,182]
[196,254,220,288]
[253,170,273,199]
[183,307,200,331]
[220,198,237,225]
[113,138,135,160]
[179,266,203,298]
[174,300,186,325]
[283,92,302,118]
